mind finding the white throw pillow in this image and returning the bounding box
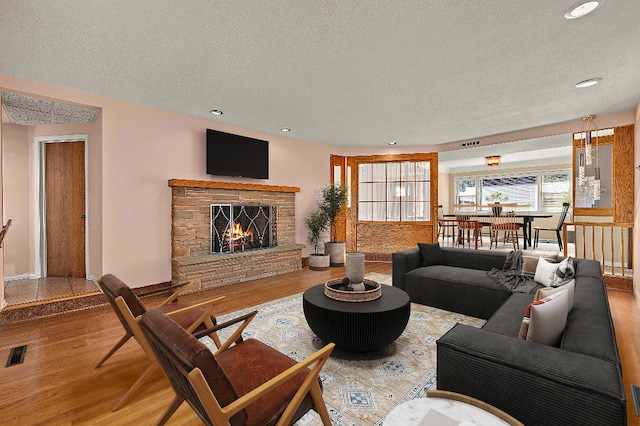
[518,289,569,346]
[521,254,556,278]
[537,279,575,312]
[533,256,560,286]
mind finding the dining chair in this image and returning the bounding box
[139,307,335,425]
[453,204,482,249]
[426,390,524,426]
[533,202,571,250]
[96,274,224,411]
[437,205,456,246]
[488,203,523,250]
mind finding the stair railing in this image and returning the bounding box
[563,221,633,277]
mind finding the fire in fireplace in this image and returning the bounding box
[210,204,277,253]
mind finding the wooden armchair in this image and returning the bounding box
[96,274,224,411]
[140,308,335,426]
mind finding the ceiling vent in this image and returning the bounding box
[460,140,480,148]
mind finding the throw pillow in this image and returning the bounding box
[535,279,575,312]
[521,254,556,278]
[554,257,575,283]
[418,242,445,267]
[533,256,561,286]
[518,289,569,346]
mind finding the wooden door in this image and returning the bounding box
[45,141,85,277]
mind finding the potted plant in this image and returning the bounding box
[485,192,509,215]
[305,208,330,270]
[319,184,348,266]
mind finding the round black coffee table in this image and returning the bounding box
[302,284,411,352]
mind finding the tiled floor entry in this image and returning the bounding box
[4,277,99,307]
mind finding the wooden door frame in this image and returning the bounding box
[34,134,90,278]
[338,153,439,257]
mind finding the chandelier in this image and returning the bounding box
[485,155,501,167]
[578,115,601,200]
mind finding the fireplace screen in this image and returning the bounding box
[210,204,277,253]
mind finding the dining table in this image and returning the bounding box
[445,211,552,250]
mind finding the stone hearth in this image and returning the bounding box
[169,179,304,293]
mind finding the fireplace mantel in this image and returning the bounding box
[168,179,300,193]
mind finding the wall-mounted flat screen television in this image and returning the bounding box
[206,129,269,179]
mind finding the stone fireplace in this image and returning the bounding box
[169,179,303,293]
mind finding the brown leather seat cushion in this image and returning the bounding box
[157,300,215,332]
[216,339,316,426]
[142,309,318,426]
[102,274,215,332]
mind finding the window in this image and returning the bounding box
[457,179,476,204]
[482,175,537,207]
[454,170,570,212]
[541,172,571,211]
[358,161,431,221]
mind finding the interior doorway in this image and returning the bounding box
[36,135,89,278]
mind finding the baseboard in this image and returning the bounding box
[4,274,38,281]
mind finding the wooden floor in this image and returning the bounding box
[0,262,638,425]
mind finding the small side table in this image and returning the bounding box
[383,397,518,426]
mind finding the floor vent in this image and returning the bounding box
[5,345,27,367]
[632,384,640,417]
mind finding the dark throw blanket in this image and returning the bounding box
[487,250,538,294]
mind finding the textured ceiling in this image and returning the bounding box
[0,1,638,148]
[1,92,99,126]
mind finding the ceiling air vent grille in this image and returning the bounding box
[460,140,480,148]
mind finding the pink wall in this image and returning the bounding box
[0,103,4,307]
[1,73,638,293]
[2,124,30,276]
[1,73,334,287]
[100,104,332,286]
[634,100,640,304]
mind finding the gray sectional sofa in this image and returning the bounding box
[392,246,626,426]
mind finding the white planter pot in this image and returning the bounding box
[308,254,330,271]
[324,242,346,267]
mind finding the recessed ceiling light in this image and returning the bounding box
[280,127,291,132]
[210,109,223,115]
[564,1,603,19]
[388,141,397,145]
[575,78,602,88]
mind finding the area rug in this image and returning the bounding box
[202,275,485,426]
